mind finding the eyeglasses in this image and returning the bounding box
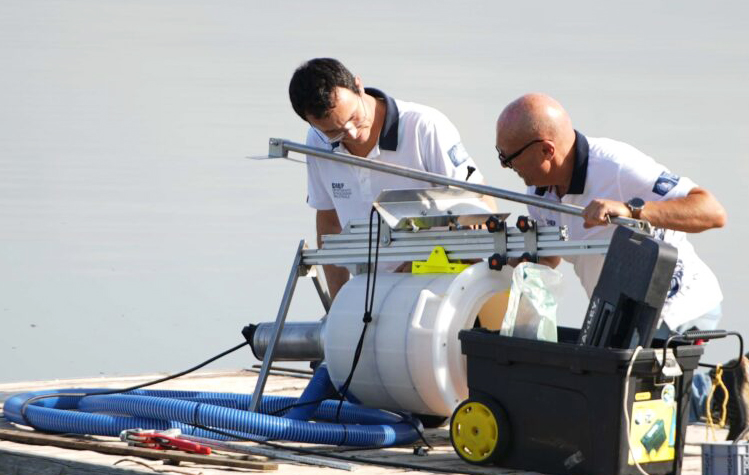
[496,139,546,169]
[312,94,368,145]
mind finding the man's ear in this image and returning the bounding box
[354,76,364,94]
[541,140,556,160]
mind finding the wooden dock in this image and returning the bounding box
[0,369,725,474]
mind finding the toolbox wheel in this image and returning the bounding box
[450,396,509,465]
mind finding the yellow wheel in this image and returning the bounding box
[450,396,509,465]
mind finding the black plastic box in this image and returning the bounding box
[458,327,703,475]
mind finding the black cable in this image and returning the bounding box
[659,330,743,371]
[188,423,484,475]
[324,207,433,448]
[334,206,381,426]
[267,208,382,420]
[20,341,251,426]
[403,416,433,449]
[268,396,328,416]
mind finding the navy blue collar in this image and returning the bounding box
[534,130,589,196]
[364,87,399,151]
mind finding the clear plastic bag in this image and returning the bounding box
[500,262,563,342]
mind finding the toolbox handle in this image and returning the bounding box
[681,330,729,341]
[661,330,743,371]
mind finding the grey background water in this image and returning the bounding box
[1,1,747,383]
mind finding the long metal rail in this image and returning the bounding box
[267,138,652,234]
[304,225,608,266]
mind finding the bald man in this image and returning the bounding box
[495,93,744,437]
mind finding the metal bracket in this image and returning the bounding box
[488,218,508,270]
[248,240,306,412]
[518,216,538,262]
[655,350,683,379]
[348,263,369,275]
[379,217,391,246]
[491,220,507,256]
[268,138,288,158]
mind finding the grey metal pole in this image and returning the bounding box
[248,239,306,412]
[310,266,332,313]
[268,138,651,232]
[178,434,356,471]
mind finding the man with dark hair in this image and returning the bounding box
[289,58,493,300]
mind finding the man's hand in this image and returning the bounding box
[582,199,631,228]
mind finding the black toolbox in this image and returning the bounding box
[452,327,703,475]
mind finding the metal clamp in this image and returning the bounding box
[268,138,288,158]
[486,215,507,271]
[517,216,538,263]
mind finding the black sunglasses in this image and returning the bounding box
[496,139,546,168]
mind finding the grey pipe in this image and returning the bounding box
[248,321,324,361]
[268,138,651,233]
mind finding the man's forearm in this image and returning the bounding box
[583,188,727,232]
[639,188,727,233]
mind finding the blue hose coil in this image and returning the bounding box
[2,383,420,447]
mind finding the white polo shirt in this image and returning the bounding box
[527,131,722,330]
[305,88,485,230]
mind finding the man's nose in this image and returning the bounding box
[344,124,358,139]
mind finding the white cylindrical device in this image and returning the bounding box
[323,262,513,417]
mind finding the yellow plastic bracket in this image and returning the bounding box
[412,246,470,274]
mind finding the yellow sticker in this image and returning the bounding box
[628,389,676,465]
[635,392,652,401]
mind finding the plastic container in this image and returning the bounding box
[452,327,703,475]
[324,262,513,416]
[702,442,749,475]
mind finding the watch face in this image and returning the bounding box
[629,197,645,209]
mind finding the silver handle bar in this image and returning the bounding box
[267,138,652,234]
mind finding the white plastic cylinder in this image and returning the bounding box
[323,262,514,416]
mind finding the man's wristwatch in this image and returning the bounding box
[626,197,645,219]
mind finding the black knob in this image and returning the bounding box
[516,216,533,232]
[485,216,504,233]
[488,253,507,271]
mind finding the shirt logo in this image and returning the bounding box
[667,259,684,299]
[448,142,470,167]
[652,172,680,196]
[331,182,352,199]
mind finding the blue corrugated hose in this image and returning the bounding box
[2,366,420,447]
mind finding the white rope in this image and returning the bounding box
[623,345,650,475]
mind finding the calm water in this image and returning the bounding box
[1,1,748,383]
